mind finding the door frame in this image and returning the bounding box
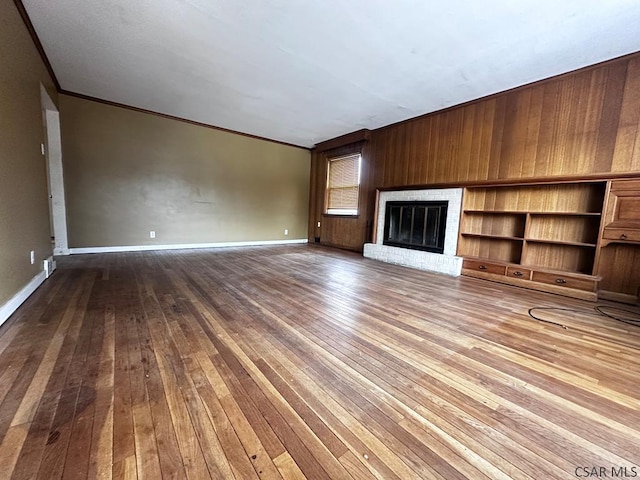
[41,85,69,256]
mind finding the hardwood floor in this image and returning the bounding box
[0,245,639,479]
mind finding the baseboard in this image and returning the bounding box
[598,290,639,305]
[69,238,308,254]
[0,271,47,327]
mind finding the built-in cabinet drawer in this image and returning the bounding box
[506,267,532,280]
[602,228,640,243]
[461,256,599,299]
[531,271,597,292]
[462,259,506,275]
[611,179,640,192]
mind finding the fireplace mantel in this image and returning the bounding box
[363,188,463,276]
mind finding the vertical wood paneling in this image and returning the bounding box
[458,110,473,182]
[551,77,573,175]
[612,58,640,172]
[310,53,640,251]
[530,80,559,178]
[424,118,437,184]
[571,73,590,169]
[522,86,545,179]
[477,100,497,181]
[594,61,628,172]
[498,92,525,179]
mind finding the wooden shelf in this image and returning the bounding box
[458,236,523,264]
[462,255,511,264]
[525,238,597,248]
[528,211,601,217]
[463,210,527,214]
[464,210,600,216]
[461,233,524,242]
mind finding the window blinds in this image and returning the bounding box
[326,154,361,213]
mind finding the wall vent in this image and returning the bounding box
[43,256,57,278]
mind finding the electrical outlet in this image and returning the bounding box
[30,250,35,265]
[317,221,321,228]
[284,229,289,236]
[149,231,156,238]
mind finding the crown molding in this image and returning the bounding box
[60,90,310,150]
[13,0,60,91]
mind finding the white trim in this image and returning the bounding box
[41,85,70,256]
[0,271,47,327]
[69,238,308,255]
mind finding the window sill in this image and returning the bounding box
[323,213,360,219]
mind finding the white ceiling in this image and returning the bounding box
[23,0,640,148]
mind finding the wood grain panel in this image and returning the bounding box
[612,58,640,172]
[598,244,640,302]
[1,245,639,478]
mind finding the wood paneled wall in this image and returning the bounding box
[309,53,640,251]
[309,143,374,251]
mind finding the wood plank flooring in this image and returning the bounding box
[0,245,639,479]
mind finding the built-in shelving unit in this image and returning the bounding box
[457,182,607,300]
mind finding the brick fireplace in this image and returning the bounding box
[363,188,463,276]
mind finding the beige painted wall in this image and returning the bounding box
[60,95,310,248]
[0,0,57,306]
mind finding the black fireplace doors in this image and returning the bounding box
[383,201,448,254]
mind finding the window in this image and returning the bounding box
[325,153,361,215]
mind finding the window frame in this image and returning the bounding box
[324,153,362,217]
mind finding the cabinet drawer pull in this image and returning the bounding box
[555,278,567,284]
[478,265,487,270]
[513,271,523,277]
[620,233,628,240]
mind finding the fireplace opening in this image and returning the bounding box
[383,201,448,253]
